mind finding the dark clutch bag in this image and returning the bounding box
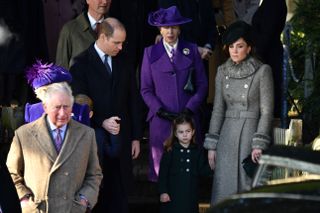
[184,68,195,94]
[242,155,258,178]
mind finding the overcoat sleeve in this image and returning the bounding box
[56,24,72,69]
[76,129,103,207]
[252,65,274,150]
[158,150,172,194]
[204,67,225,150]
[6,131,32,198]
[185,45,208,112]
[140,47,164,117]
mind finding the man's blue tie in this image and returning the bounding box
[104,55,112,74]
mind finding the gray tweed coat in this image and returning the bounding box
[204,56,274,204]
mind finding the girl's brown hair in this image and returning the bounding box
[163,114,196,151]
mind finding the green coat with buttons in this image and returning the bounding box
[158,142,211,213]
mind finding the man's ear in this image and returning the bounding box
[43,103,48,113]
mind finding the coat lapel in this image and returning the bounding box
[29,115,57,162]
[88,45,112,80]
[174,40,193,70]
[150,40,193,72]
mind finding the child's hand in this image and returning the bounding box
[160,193,171,203]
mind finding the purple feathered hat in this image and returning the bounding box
[26,60,72,90]
[148,6,191,27]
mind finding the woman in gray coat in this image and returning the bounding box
[203,21,274,204]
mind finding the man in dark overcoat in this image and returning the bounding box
[251,0,287,118]
[70,17,144,213]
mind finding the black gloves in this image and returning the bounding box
[157,108,179,121]
[157,108,194,121]
[181,108,193,117]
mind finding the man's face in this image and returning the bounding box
[101,28,126,56]
[43,92,73,128]
[87,0,111,17]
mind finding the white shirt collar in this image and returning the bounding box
[94,43,112,70]
[87,12,104,30]
[94,42,106,62]
[163,39,178,57]
[46,116,67,132]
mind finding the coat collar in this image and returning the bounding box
[28,115,85,172]
[150,39,193,71]
[78,12,96,37]
[173,141,198,150]
[221,56,263,79]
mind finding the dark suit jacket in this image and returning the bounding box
[158,0,218,48]
[69,44,143,191]
[0,156,21,213]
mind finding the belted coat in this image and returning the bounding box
[204,56,274,204]
[140,39,208,181]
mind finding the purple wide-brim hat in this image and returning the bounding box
[26,60,72,90]
[148,6,191,27]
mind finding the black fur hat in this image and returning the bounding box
[222,21,252,46]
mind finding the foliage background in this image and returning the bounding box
[289,0,320,143]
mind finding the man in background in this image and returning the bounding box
[56,0,112,69]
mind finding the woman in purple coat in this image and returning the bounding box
[140,6,208,182]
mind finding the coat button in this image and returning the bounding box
[226,76,229,80]
[63,195,67,200]
[180,149,184,152]
[180,158,184,162]
[186,168,190,172]
[226,84,229,89]
[244,84,248,88]
[186,159,190,162]
[64,172,69,176]
[241,94,245,99]
[187,149,190,153]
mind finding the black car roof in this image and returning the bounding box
[264,145,320,165]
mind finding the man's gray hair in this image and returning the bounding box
[35,82,74,105]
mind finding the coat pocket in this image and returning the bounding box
[71,200,87,213]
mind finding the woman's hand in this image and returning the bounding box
[208,150,216,170]
[251,148,262,163]
[160,193,171,203]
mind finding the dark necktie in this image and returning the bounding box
[170,48,175,62]
[95,22,101,35]
[104,55,112,74]
[54,128,63,152]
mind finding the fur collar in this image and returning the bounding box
[221,56,263,79]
